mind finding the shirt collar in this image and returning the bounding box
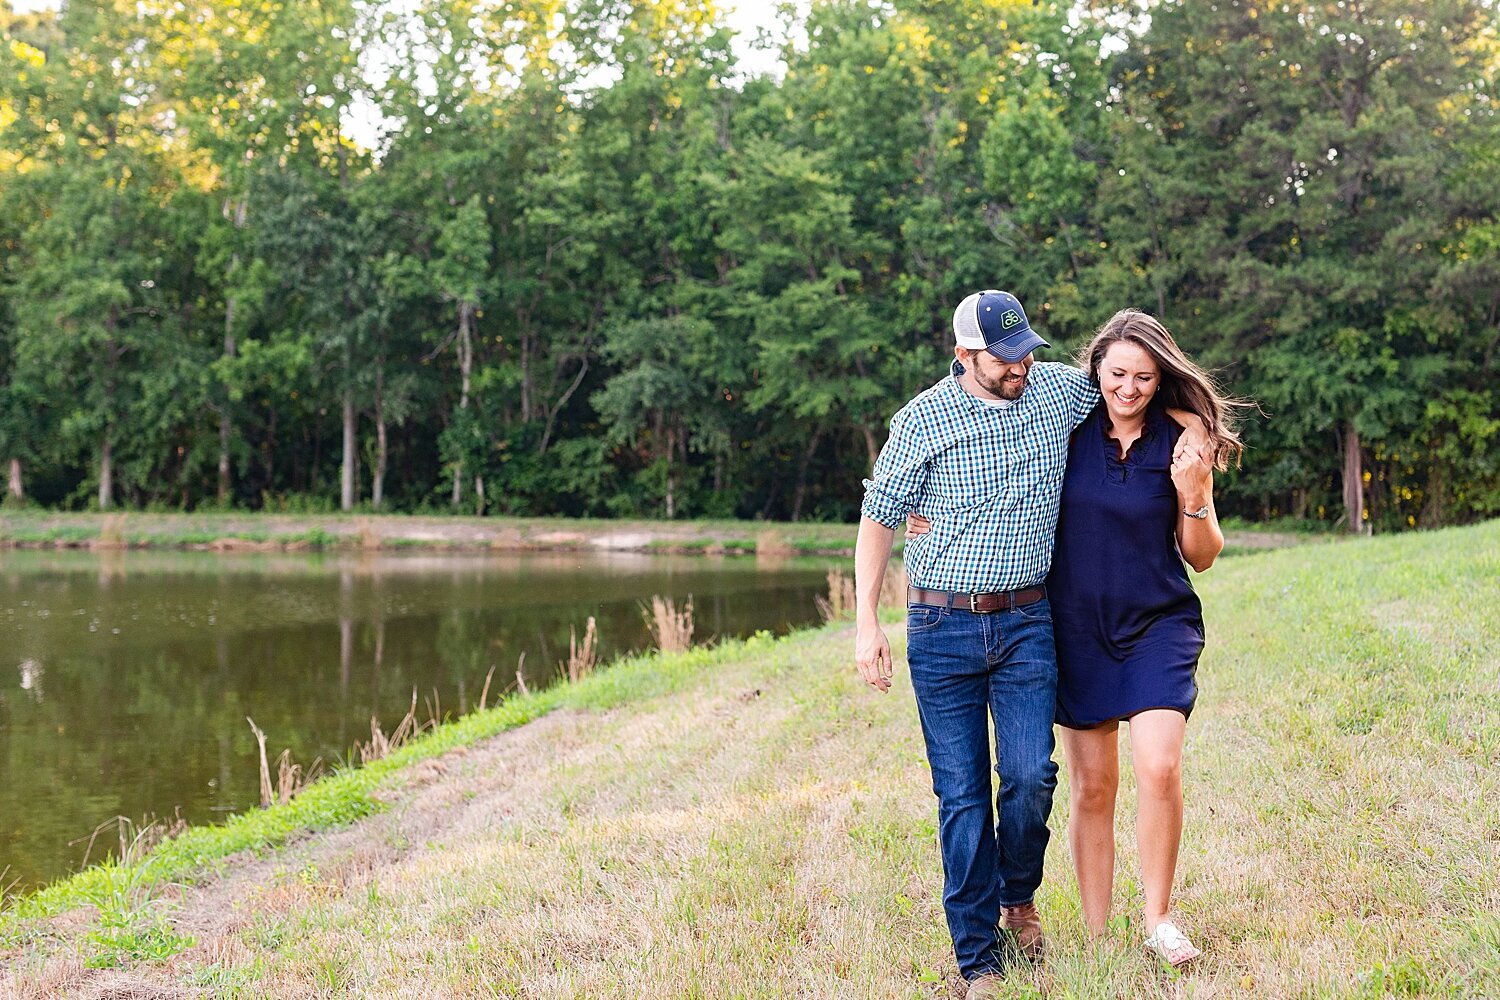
[947,358,983,414]
[948,357,1021,414]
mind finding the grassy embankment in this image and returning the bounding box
[3,521,1496,998]
[0,509,1316,556]
[0,510,861,555]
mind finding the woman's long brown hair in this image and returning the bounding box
[1079,309,1251,471]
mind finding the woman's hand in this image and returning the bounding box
[1173,448,1224,572]
[906,513,933,540]
[1171,447,1213,504]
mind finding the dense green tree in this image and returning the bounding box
[2,1,200,508]
[0,0,1495,529]
[1089,0,1500,529]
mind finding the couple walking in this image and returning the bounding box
[854,290,1244,995]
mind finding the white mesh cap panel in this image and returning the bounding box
[952,290,994,348]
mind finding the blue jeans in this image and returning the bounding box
[905,597,1059,979]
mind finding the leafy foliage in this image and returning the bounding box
[0,0,1495,527]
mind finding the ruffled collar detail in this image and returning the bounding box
[1100,405,1164,466]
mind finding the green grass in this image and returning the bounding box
[2,509,1318,556]
[0,629,787,931]
[3,520,1495,997]
[0,510,868,553]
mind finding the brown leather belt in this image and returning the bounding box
[907,585,1046,614]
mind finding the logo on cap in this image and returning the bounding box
[952,288,1051,362]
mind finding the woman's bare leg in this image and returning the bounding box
[1061,723,1120,937]
[1129,709,1188,931]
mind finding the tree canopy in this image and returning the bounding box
[2,0,1496,529]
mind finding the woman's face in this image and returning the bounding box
[1097,339,1160,422]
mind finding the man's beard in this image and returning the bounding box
[975,369,1028,400]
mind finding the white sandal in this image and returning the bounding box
[1144,920,1201,967]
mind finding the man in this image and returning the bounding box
[854,290,1205,997]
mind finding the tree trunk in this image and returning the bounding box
[340,389,356,512]
[218,409,233,505]
[101,310,119,511]
[219,300,236,504]
[760,472,783,520]
[372,370,387,511]
[373,413,387,511]
[451,300,475,508]
[861,425,880,473]
[6,458,21,503]
[219,197,247,505]
[790,430,822,522]
[1342,423,1364,533]
[664,424,676,520]
[98,436,113,510]
[520,331,533,423]
[539,355,588,455]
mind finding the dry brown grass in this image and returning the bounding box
[816,568,857,622]
[818,565,909,622]
[70,813,188,873]
[246,717,274,808]
[354,516,381,550]
[566,616,600,683]
[11,524,1498,999]
[514,652,530,698]
[247,717,325,805]
[879,563,909,607]
[643,594,694,653]
[357,691,426,765]
[94,514,128,549]
[754,529,794,558]
[121,632,959,998]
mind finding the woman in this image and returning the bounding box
[907,308,1245,967]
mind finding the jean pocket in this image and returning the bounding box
[906,604,946,634]
[1012,600,1052,623]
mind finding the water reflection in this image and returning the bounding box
[17,658,42,700]
[0,547,836,893]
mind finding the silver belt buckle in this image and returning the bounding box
[968,592,997,614]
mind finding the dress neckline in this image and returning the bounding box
[1099,407,1161,465]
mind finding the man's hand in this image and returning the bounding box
[1168,409,1214,466]
[854,516,899,694]
[1171,446,1213,501]
[856,619,894,693]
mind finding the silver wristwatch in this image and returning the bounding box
[1182,504,1211,519]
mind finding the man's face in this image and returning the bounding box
[963,348,1034,400]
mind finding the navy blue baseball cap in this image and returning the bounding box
[952,290,1050,361]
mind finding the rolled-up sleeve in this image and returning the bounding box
[860,406,930,528]
[1053,363,1101,428]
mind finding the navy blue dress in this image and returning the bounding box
[1048,406,1204,729]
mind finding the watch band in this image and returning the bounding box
[1182,504,1211,519]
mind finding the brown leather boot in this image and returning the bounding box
[1000,900,1046,961]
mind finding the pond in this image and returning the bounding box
[0,547,839,894]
